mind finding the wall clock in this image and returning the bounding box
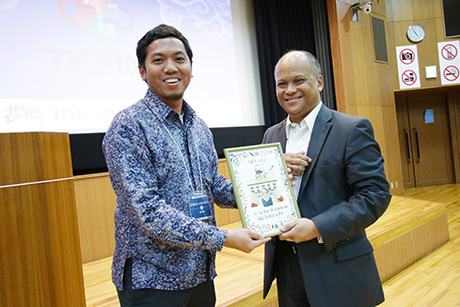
[407,24,425,43]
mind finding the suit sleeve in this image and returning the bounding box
[262,129,270,144]
[311,118,391,252]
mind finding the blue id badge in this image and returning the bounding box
[189,191,211,220]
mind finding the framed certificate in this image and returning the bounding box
[224,143,301,237]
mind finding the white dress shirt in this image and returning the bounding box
[285,102,324,244]
[285,102,322,199]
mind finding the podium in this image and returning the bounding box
[0,132,86,306]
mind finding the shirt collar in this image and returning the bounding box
[142,89,196,123]
[286,101,323,133]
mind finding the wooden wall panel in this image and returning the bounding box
[387,0,460,185]
[1,184,54,306]
[44,181,86,306]
[74,173,117,264]
[1,182,86,306]
[216,159,242,227]
[412,0,442,20]
[382,105,404,193]
[0,132,85,307]
[327,0,348,113]
[0,132,73,186]
[452,89,460,182]
[387,0,457,90]
[327,0,404,195]
[373,214,449,282]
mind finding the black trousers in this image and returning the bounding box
[274,239,311,307]
[118,258,216,307]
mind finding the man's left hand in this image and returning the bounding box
[278,218,320,243]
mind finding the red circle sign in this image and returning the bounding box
[444,65,459,81]
[441,44,458,61]
[399,49,415,65]
[401,70,417,86]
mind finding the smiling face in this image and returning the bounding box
[138,37,192,113]
[275,51,323,124]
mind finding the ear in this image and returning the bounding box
[138,65,146,81]
[317,75,324,92]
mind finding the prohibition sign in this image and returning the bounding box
[444,65,459,81]
[402,70,417,86]
[441,44,458,60]
[399,49,415,65]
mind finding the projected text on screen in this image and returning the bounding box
[0,0,250,133]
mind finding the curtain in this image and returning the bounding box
[253,0,336,128]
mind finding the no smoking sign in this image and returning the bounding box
[438,41,460,85]
[444,66,459,81]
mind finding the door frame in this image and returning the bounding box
[395,85,460,185]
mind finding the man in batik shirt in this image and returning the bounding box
[103,24,269,307]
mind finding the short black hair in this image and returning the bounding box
[136,24,193,69]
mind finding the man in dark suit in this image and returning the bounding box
[262,50,391,307]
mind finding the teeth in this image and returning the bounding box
[165,78,179,83]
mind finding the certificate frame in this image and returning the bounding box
[224,143,301,237]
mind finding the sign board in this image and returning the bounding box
[438,41,460,85]
[396,45,421,89]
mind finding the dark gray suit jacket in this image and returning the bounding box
[262,105,391,307]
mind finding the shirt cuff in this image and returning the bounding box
[202,225,227,251]
[317,235,324,244]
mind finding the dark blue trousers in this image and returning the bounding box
[274,238,311,307]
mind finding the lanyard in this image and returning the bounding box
[159,117,204,193]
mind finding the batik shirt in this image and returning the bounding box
[103,89,236,291]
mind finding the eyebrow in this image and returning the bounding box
[151,50,186,58]
[277,74,306,81]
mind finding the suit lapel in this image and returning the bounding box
[298,106,332,194]
[274,119,287,152]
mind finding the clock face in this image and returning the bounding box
[407,24,425,43]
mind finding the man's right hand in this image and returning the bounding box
[224,227,271,253]
[284,152,311,177]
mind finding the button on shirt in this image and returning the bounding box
[103,89,236,291]
[285,102,323,198]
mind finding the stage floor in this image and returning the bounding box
[82,184,460,307]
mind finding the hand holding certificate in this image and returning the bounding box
[224,143,301,237]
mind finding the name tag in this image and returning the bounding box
[189,191,211,220]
